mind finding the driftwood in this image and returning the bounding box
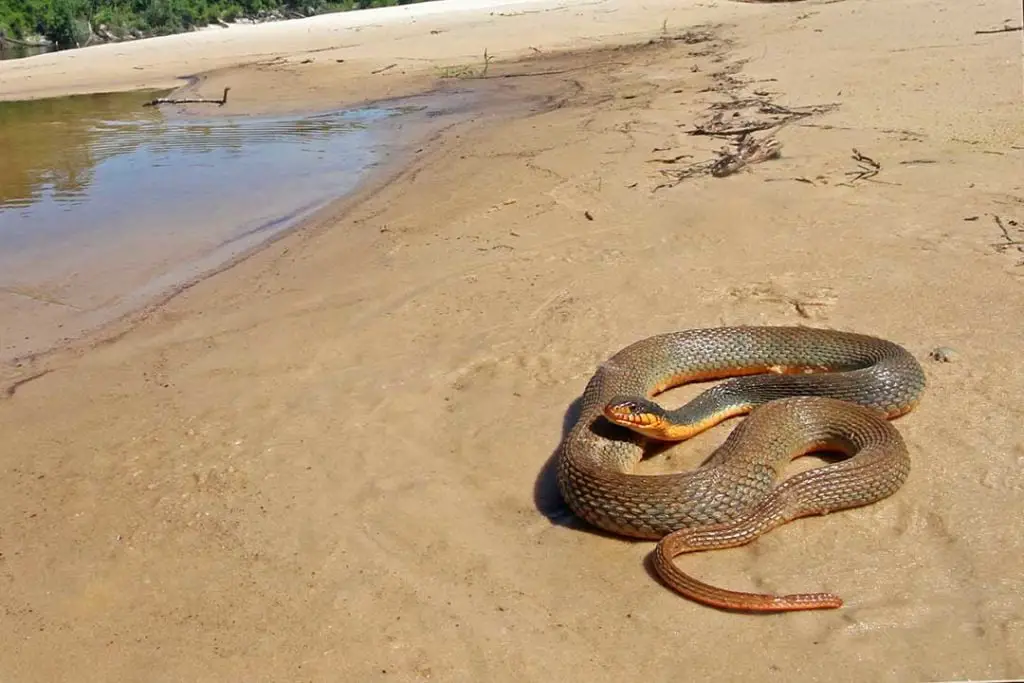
[144,86,231,107]
[0,31,52,49]
[710,134,783,177]
[687,101,837,138]
[652,132,783,190]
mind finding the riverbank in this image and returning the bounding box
[0,85,509,365]
[0,0,764,107]
[1,0,1023,681]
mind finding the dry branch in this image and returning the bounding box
[144,87,231,107]
[839,148,883,184]
[653,133,782,190]
[687,101,837,138]
[710,135,782,178]
[975,25,1022,34]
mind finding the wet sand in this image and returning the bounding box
[0,86,495,363]
[1,0,1023,681]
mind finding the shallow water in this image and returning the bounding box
[0,88,472,362]
[0,43,53,61]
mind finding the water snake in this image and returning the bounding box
[554,325,925,612]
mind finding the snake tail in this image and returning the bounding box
[650,396,911,612]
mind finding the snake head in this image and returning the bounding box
[602,396,670,437]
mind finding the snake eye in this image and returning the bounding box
[616,400,642,414]
[604,398,658,426]
[605,398,638,415]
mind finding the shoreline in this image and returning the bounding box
[1,1,1022,680]
[0,0,766,105]
[1,1,766,380]
[0,70,539,380]
[0,38,634,384]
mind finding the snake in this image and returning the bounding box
[554,325,926,612]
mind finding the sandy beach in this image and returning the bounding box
[2,0,1023,681]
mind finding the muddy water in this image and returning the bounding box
[0,42,53,61]
[0,88,474,363]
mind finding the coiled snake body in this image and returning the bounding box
[555,325,925,612]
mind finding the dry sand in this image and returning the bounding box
[2,0,1024,681]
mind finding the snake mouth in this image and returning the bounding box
[603,399,668,432]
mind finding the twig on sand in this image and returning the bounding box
[651,60,837,190]
[438,49,494,79]
[710,134,783,177]
[993,215,1014,243]
[852,148,880,169]
[144,87,231,107]
[840,148,882,184]
[974,24,1022,35]
[650,100,830,188]
[686,101,836,138]
[371,63,397,75]
[652,131,783,190]
[991,215,1024,265]
[689,120,778,137]
[474,67,584,79]
[651,160,716,189]
[647,152,693,164]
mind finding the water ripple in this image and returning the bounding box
[0,92,407,214]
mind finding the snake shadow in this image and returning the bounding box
[532,394,586,531]
[532,393,674,545]
[533,393,687,590]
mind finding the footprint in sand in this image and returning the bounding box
[726,277,839,321]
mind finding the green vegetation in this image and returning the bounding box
[0,0,432,49]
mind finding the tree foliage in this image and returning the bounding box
[0,0,428,48]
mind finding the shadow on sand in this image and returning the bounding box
[532,392,672,540]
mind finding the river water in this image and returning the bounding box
[0,43,53,61]
[0,87,476,363]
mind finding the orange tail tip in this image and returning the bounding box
[652,537,845,613]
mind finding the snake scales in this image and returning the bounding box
[554,325,925,612]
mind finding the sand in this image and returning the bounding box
[2,0,1024,681]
